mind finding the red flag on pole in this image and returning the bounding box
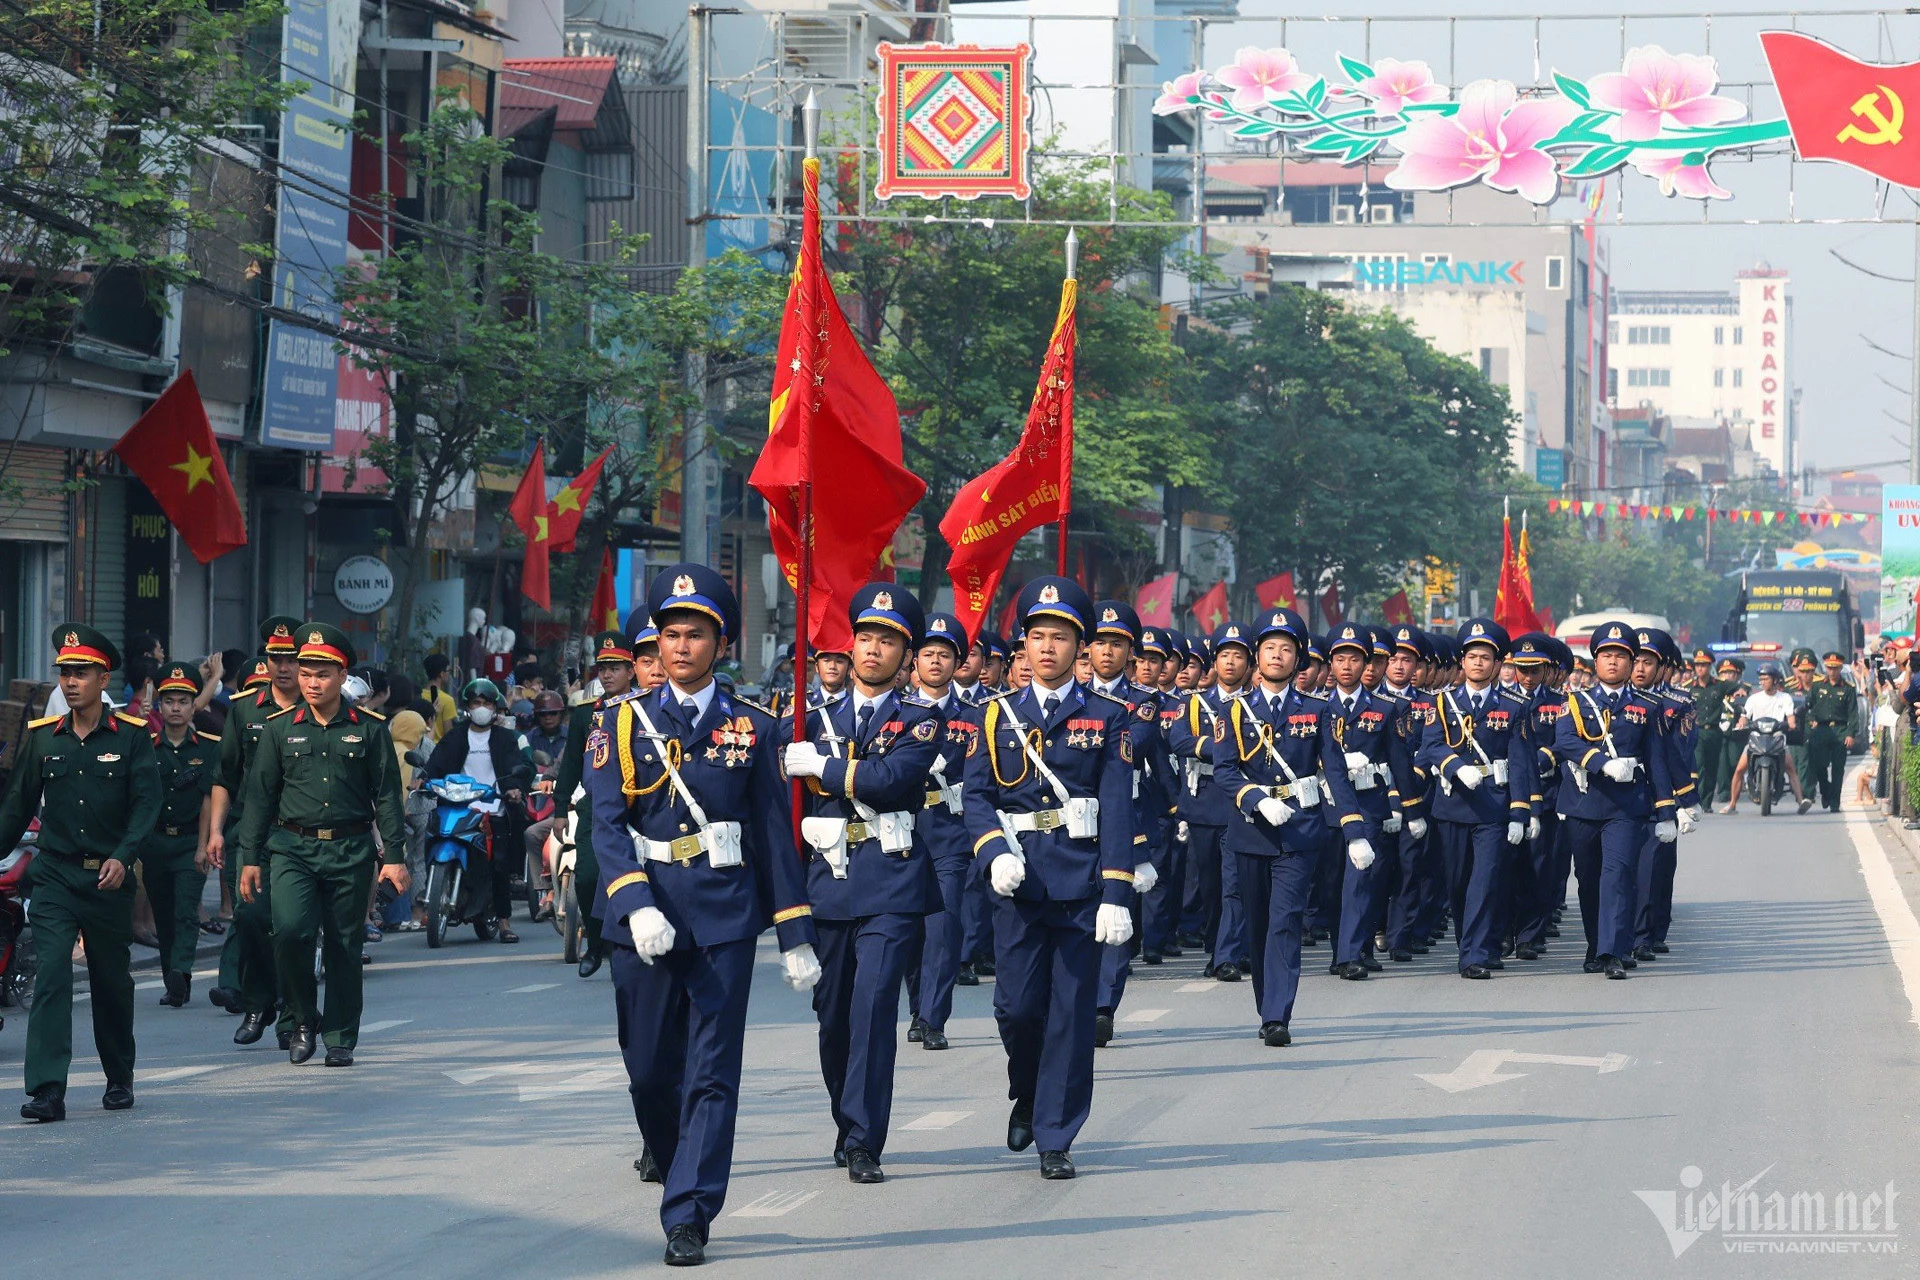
[1494,509,1544,633]
[547,446,612,553]
[940,273,1076,640]
[110,370,247,564]
[1192,580,1230,633]
[1134,571,1177,627]
[1318,582,1344,627]
[509,439,547,537]
[1254,571,1296,610]
[997,587,1022,641]
[590,546,619,631]
[521,529,551,611]
[1382,590,1414,626]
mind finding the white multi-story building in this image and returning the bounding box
[1609,267,1794,479]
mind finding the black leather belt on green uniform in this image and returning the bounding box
[158,822,193,837]
[277,819,373,840]
[47,849,109,870]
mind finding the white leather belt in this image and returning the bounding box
[1258,779,1322,805]
[639,832,710,864]
[847,812,913,845]
[1003,808,1068,833]
[924,785,963,814]
[1350,761,1392,791]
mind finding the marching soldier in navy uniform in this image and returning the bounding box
[1168,623,1251,981]
[955,629,1007,986]
[589,565,820,1266]
[906,611,974,1052]
[1132,627,1184,964]
[1633,628,1697,962]
[1086,601,1170,1045]
[142,662,219,1008]
[782,584,941,1183]
[11,626,161,1122]
[1382,626,1435,963]
[553,628,643,979]
[1507,633,1561,961]
[962,577,1137,1180]
[1413,620,1536,979]
[1323,624,1414,980]
[1555,621,1676,979]
[1296,632,1343,952]
[1212,609,1359,1044]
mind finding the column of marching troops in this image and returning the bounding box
[11,565,1714,1270]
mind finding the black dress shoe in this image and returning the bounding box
[1545,924,1561,938]
[1582,957,1605,974]
[234,1010,271,1045]
[1605,957,1629,979]
[20,1087,64,1122]
[1212,962,1241,982]
[1093,1012,1113,1048]
[1515,946,1540,961]
[921,1028,949,1051]
[1327,960,1344,976]
[1632,945,1657,962]
[1160,944,1184,958]
[276,1030,292,1051]
[973,958,996,977]
[833,1145,847,1168]
[1620,956,1638,970]
[1651,942,1670,954]
[1338,962,1368,980]
[289,1024,318,1065]
[955,964,979,987]
[1390,948,1413,962]
[1007,1100,1035,1152]
[1461,964,1492,979]
[207,985,240,1013]
[907,1016,924,1043]
[324,1046,353,1067]
[1484,958,1505,970]
[1359,955,1383,972]
[663,1225,705,1267]
[1141,950,1162,965]
[577,951,603,979]
[1260,1021,1292,1047]
[1039,1150,1076,1180]
[102,1083,134,1110]
[1301,932,1318,948]
[636,1146,663,1182]
[845,1146,884,1184]
[1174,932,1204,950]
[1410,945,1431,955]
[160,970,189,1007]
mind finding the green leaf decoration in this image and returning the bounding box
[1338,55,1375,86]
[1552,72,1591,109]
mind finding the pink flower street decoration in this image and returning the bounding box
[1351,58,1447,115]
[1385,80,1579,204]
[1214,46,1315,111]
[1153,71,1207,116]
[1587,45,1746,143]
[1631,151,1732,200]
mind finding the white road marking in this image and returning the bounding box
[1175,981,1218,993]
[732,1190,822,1218]
[140,1065,226,1083]
[1122,1008,1170,1023]
[1847,811,1920,1028]
[358,1019,413,1035]
[134,980,164,991]
[443,1060,599,1085]
[1417,1049,1632,1093]
[901,1110,973,1130]
[518,1069,624,1101]
[506,983,559,994]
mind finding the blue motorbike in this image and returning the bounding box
[422,773,501,948]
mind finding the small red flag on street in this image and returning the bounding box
[1192,580,1230,633]
[1318,582,1344,628]
[590,547,619,631]
[547,446,611,553]
[1382,590,1414,626]
[1134,571,1177,627]
[1254,571,1295,611]
[110,370,247,564]
[509,440,546,538]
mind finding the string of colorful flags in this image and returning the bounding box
[1542,498,1871,528]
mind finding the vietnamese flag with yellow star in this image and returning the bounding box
[111,370,246,564]
[546,446,612,553]
[508,440,551,609]
[1134,571,1177,627]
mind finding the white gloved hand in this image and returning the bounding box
[1407,818,1428,840]
[1382,812,1404,835]
[1344,751,1370,772]
[1676,807,1697,836]
[1346,838,1376,871]
[1454,764,1485,790]
[989,852,1026,897]
[782,944,822,991]
[782,742,828,778]
[1654,819,1679,844]
[1256,796,1294,827]
[1527,815,1541,840]
[1602,757,1638,783]
[1684,805,1704,824]
[1176,820,1189,843]
[1094,903,1135,946]
[1132,861,1159,895]
[626,906,676,962]
[1506,820,1526,846]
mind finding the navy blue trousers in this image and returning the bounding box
[961,873,993,963]
[913,858,970,1032]
[1510,811,1562,949]
[1307,832,1343,936]
[1095,895,1146,1013]
[611,939,755,1240]
[1213,828,1247,968]
[1179,822,1219,941]
[1336,819,1395,965]
[814,914,923,1158]
[1635,829,1678,949]
[1236,850,1316,1026]
[992,894,1099,1153]
[1435,819,1508,972]
[1140,827,1183,954]
[1567,815,1646,961]
[1385,823,1431,951]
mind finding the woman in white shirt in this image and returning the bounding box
[1723,666,1813,814]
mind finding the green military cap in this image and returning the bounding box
[155,662,202,698]
[260,615,303,656]
[53,623,120,670]
[1718,657,1746,675]
[294,622,355,669]
[1789,646,1817,667]
[1822,650,1846,664]
[1692,649,1714,664]
[239,658,273,690]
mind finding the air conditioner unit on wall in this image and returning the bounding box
[1369,205,1395,224]
[1332,205,1356,224]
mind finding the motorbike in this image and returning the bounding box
[420,773,503,948]
[522,753,557,923]
[0,819,37,1029]
[1744,715,1790,816]
[548,792,585,965]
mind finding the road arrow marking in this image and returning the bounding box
[733,1190,821,1218]
[901,1110,973,1130]
[1417,1049,1633,1093]
[358,1019,413,1035]
[518,1068,624,1101]
[443,1060,602,1086]
[1122,1008,1171,1023]
[506,983,559,994]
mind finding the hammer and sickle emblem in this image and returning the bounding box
[1838,85,1905,146]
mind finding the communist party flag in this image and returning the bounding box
[589,546,619,631]
[1382,590,1414,626]
[1254,571,1296,611]
[1134,571,1177,628]
[749,153,926,653]
[547,446,611,553]
[940,275,1076,640]
[510,442,551,610]
[110,371,246,564]
[1761,32,1920,187]
[1192,580,1230,633]
[1318,582,1344,627]
[1494,510,1543,634]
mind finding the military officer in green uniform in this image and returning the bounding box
[1715,659,1751,807]
[143,662,219,1008]
[232,623,408,1066]
[1787,648,1818,787]
[205,615,303,1043]
[553,627,644,978]
[1691,653,1737,809]
[10,625,161,1122]
[1805,652,1859,813]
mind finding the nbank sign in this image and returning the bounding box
[1352,259,1524,288]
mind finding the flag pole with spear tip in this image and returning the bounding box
[790,90,821,848]
[1055,228,1077,576]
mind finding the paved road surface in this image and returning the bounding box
[11,806,1920,1276]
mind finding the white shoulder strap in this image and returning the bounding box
[997,695,1077,799]
[628,697,713,831]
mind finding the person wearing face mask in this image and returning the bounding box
[421,679,533,944]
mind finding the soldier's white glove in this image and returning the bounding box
[1654,819,1679,844]
[1684,805,1704,824]
[625,907,675,962]
[782,743,828,779]
[1256,796,1294,826]
[1343,751,1370,772]
[1176,820,1189,843]
[1506,821,1526,846]
[1132,861,1159,895]
[1454,764,1485,790]
[1094,903,1134,946]
[1676,808,1698,836]
[1407,817,1428,840]
[782,944,822,991]
[1527,815,1541,840]
[989,852,1026,897]
[1346,838,1376,871]
[1602,757,1638,783]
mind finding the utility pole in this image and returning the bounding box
[1910,215,1920,484]
[682,5,716,563]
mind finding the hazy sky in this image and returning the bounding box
[1192,2,1920,476]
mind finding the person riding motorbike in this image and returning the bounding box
[421,679,534,941]
[1723,665,1813,815]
